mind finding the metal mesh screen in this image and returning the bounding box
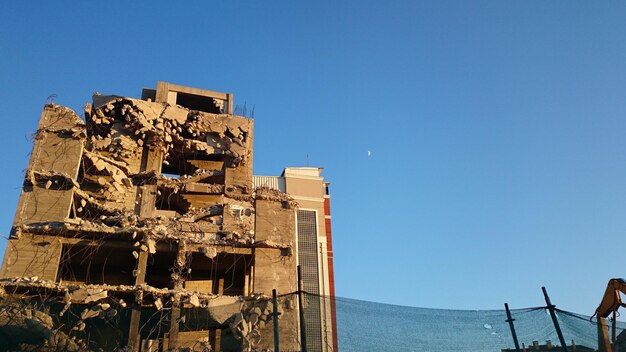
[333,295,626,352]
[297,209,323,352]
[1,287,624,352]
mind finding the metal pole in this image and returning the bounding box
[298,265,307,352]
[272,289,280,352]
[505,303,521,352]
[542,287,568,352]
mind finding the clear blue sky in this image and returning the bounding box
[2,1,626,315]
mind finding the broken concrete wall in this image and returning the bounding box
[222,198,255,239]
[0,82,302,351]
[254,189,297,244]
[252,249,300,351]
[81,96,254,226]
[253,190,297,295]
[252,193,300,351]
[13,104,85,226]
[1,234,62,281]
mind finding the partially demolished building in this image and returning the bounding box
[0,82,337,352]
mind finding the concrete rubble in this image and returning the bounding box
[0,82,302,351]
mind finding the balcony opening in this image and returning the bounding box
[145,250,178,289]
[184,252,252,295]
[57,242,135,285]
[157,152,226,215]
[176,92,223,114]
[155,187,186,216]
[161,152,225,179]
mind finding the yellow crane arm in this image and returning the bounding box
[596,278,626,318]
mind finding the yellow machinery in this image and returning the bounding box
[594,278,626,352]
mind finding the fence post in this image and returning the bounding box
[505,303,521,352]
[273,289,280,352]
[541,287,568,352]
[298,265,307,352]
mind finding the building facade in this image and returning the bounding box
[254,168,338,352]
[0,82,336,352]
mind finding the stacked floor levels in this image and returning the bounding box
[0,82,337,351]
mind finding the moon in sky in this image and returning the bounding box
[367,150,371,157]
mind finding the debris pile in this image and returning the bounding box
[1,82,301,351]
